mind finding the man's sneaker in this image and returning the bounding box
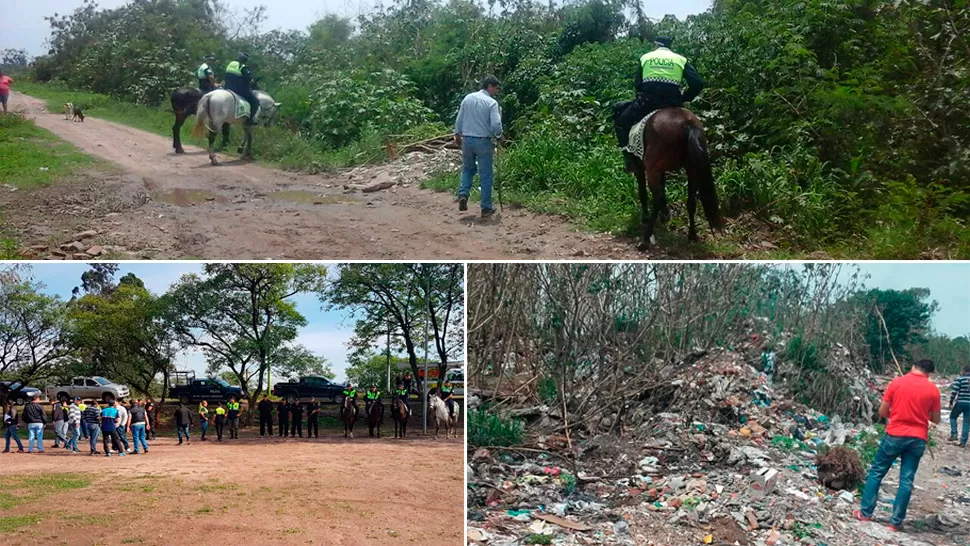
[105,453,111,457]
[853,510,872,522]
[126,448,132,453]
[458,197,468,211]
[888,524,900,532]
[481,208,495,218]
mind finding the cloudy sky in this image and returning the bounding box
[2,0,713,57]
[25,262,427,383]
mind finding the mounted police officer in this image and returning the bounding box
[342,382,358,419]
[394,381,410,416]
[223,52,259,125]
[614,36,705,150]
[197,54,217,93]
[364,384,382,416]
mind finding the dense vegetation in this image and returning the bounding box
[22,0,970,257]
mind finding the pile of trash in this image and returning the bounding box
[468,350,970,546]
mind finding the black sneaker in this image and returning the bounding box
[481,208,495,218]
[458,197,468,211]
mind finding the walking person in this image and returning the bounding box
[23,394,47,453]
[257,395,273,437]
[0,70,13,114]
[950,365,970,447]
[214,402,226,441]
[145,398,157,440]
[78,399,89,439]
[198,400,210,441]
[67,397,82,453]
[277,399,289,437]
[453,75,503,217]
[174,402,192,445]
[855,359,942,531]
[52,399,68,449]
[100,400,125,457]
[226,396,241,439]
[3,401,24,453]
[115,400,131,453]
[289,401,303,438]
[129,399,149,454]
[306,397,320,439]
[81,401,102,455]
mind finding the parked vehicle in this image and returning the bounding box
[0,381,44,404]
[272,375,344,405]
[169,372,243,405]
[46,376,130,403]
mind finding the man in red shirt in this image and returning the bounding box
[855,359,942,530]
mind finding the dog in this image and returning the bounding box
[63,102,74,120]
[71,105,84,122]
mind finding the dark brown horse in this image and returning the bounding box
[170,87,229,154]
[392,398,409,439]
[615,105,723,249]
[341,396,358,438]
[367,401,384,438]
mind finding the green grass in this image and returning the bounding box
[0,113,97,188]
[525,534,553,545]
[0,515,40,532]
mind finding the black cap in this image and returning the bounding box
[238,52,249,62]
[654,36,673,48]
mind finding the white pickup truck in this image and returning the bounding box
[46,376,130,403]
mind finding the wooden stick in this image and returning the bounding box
[873,305,905,377]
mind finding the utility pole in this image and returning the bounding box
[423,314,429,434]
[385,317,391,392]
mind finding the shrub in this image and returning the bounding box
[468,406,525,448]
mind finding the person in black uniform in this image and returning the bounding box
[306,397,320,439]
[144,399,157,440]
[289,401,303,438]
[257,394,273,437]
[277,400,289,437]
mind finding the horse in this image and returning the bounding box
[429,393,460,439]
[391,397,409,439]
[341,396,358,438]
[191,89,280,165]
[170,87,230,154]
[614,104,723,250]
[367,401,384,438]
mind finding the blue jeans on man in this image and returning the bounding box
[458,136,494,212]
[4,425,24,451]
[950,402,970,446]
[27,422,44,452]
[68,423,80,451]
[116,427,130,452]
[177,425,190,443]
[131,423,148,453]
[860,435,926,527]
[85,422,101,453]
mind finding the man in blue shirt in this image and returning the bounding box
[99,401,125,457]
[454,75,503,218]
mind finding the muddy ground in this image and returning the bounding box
[4,91,651,260]
[0,425,464,546]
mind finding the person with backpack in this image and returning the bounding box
[2,401,24,453]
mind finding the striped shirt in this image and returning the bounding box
[951,375,970,406]
[454,90,503,139]
[67,403,81,425]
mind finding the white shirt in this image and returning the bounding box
[116,405,129,428]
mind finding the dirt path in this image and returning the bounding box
[0,432,464,546]
[7,91,648,260]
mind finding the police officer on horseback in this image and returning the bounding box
[224,52,260,125]
[197,54,217,93]
[615,36,705,150]
[341,382,358,418]
[364,384,382,415]
[394,381,410,416]
[440,380,456,419]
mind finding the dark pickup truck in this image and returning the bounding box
[0,381,44,404]
[272,375,345,404]
[169,377,243,405]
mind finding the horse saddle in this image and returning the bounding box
[623,110,661,158]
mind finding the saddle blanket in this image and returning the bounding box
[209,89,252,120]
[622,110,659,158]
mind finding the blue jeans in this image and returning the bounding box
[200,420,208,440]
[860,434,926,526]
[131,423,148,453]
[117,427,130,451]
[5,425,23,451]
[68,423,80,451]
[85,422,101,453]
[27,423,44,452]
[177,425,190,442]
[458,136,494,211]
[951,403,970,446]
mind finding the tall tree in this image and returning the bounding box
[855,288,937,372]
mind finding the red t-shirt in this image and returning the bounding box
[0,75,12,94]
[883,372,941,441]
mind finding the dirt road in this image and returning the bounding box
[7,91,646,260]
[0,432,463,545]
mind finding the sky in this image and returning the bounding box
[23,262,433,384]
[1,0,714,58]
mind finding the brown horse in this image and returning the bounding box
[392,398,409,439]
[341,396,358,438]
[615,105,723,249]
[367,401,384,438]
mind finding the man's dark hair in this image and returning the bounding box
[963,365,970,375]
[914,359,935,374]
[481,75,501,90]
[654,36,673,48]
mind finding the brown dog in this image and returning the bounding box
[71,106,85,122]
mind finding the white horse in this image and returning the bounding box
[192,89,280,165]
[429,393,460,439]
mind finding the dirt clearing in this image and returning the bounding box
[6,91,649,260]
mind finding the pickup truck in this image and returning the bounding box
[0,381,44,404]
[46,376,130,403]
[272,375,345,405]
[169,377,243,405]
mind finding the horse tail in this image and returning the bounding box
[685,123,723,230]
[192,93,212,138]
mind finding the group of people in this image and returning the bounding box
[193,52,261,124]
